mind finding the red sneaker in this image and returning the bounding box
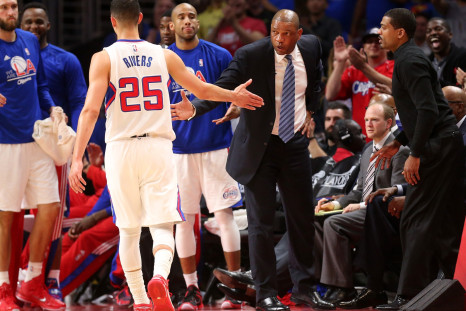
[133,303,152,310]
[178,285,203,311]
[16,277,65,310]
[148,275,174,311]
[220,297,243,309]
[0,283,20,311]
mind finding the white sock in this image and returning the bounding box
[153,249,173,280]
[25,262,42,282]
[183,271,198,288]
[231,269,241,272]
[0,271,9,285]
[126,269,150,305]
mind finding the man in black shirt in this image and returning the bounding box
[374,8,464,310]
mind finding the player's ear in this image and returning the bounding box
[169,22,174,31]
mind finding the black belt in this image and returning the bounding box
[130,133,150,138]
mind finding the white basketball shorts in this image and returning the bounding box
[174,148,242,214]
[0,142,59,212]
[105,137,185,228]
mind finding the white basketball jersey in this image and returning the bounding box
[104,40,175,143]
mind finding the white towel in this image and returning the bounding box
[32,107,76,166]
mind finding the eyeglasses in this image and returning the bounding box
[448,100,463,104]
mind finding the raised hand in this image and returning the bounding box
[231,79,264,110]
[348,47,367,70]
[333,36,350,62]
[213,104,240,125]
[171,90,195,121]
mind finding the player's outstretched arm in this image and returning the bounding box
[164,49,263,109]
[69,51,110,193]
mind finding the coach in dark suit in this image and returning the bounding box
[172,9,334,311]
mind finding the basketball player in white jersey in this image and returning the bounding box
[68,1,263,310]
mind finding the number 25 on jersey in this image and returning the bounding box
[119,75,163,112]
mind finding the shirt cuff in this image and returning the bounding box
[187,105,196,121]
[333,201,342,210]
[359,202,367,209]
[395,184,404,195]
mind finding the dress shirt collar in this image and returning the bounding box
[457,115,466,129]
[373,131,391,151]
[274,45,300,63]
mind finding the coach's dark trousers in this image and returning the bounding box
[244,133,316,302]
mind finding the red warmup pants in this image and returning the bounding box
[60,215,119,297]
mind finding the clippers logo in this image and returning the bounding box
[10,56,36,76]
[352,80,375,96]
[170,66,206,96]
[223,186,239,200]
[6,56,37,85]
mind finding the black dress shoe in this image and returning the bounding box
[256,296,289,311]
[337,288,387,309]
[217,283,256,307]
[323,286,357,304]
[376,295,410,310]
[291,290,335,310]
[213,268,254,289]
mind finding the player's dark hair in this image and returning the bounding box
[327,101,351,120]
[21,2,48,16]
[110,0,140,25]
[428,17,452,33]
[384,8,416,39]
[162,8,173,18]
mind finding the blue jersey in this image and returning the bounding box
[168,40,233,154]
[0,29,54,144]
[41,44,87,131]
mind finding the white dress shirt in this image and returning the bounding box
[271,46,307,136]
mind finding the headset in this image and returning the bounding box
[335,120,353,144]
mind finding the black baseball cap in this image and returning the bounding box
[362,27,380,43]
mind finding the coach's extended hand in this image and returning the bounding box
[171,79,263,121]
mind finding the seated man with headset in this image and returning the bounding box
[313,102,409,308]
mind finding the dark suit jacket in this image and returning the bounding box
[192,35,323,185]
[338,133,409,207]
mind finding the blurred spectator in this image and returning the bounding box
[207,0,267,56]
[308,101,352,158]
[301,0,342,75]
[197,0,225,40]
[159,9,175,48]
[247,0,275,34]
[325,32,394,140]
[432,0,466,49]
[426,17,466,87]
[146,0,176,44]
[413,12,430,55]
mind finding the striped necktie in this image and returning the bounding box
[362,145,379,201]
[278,54,295,143]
